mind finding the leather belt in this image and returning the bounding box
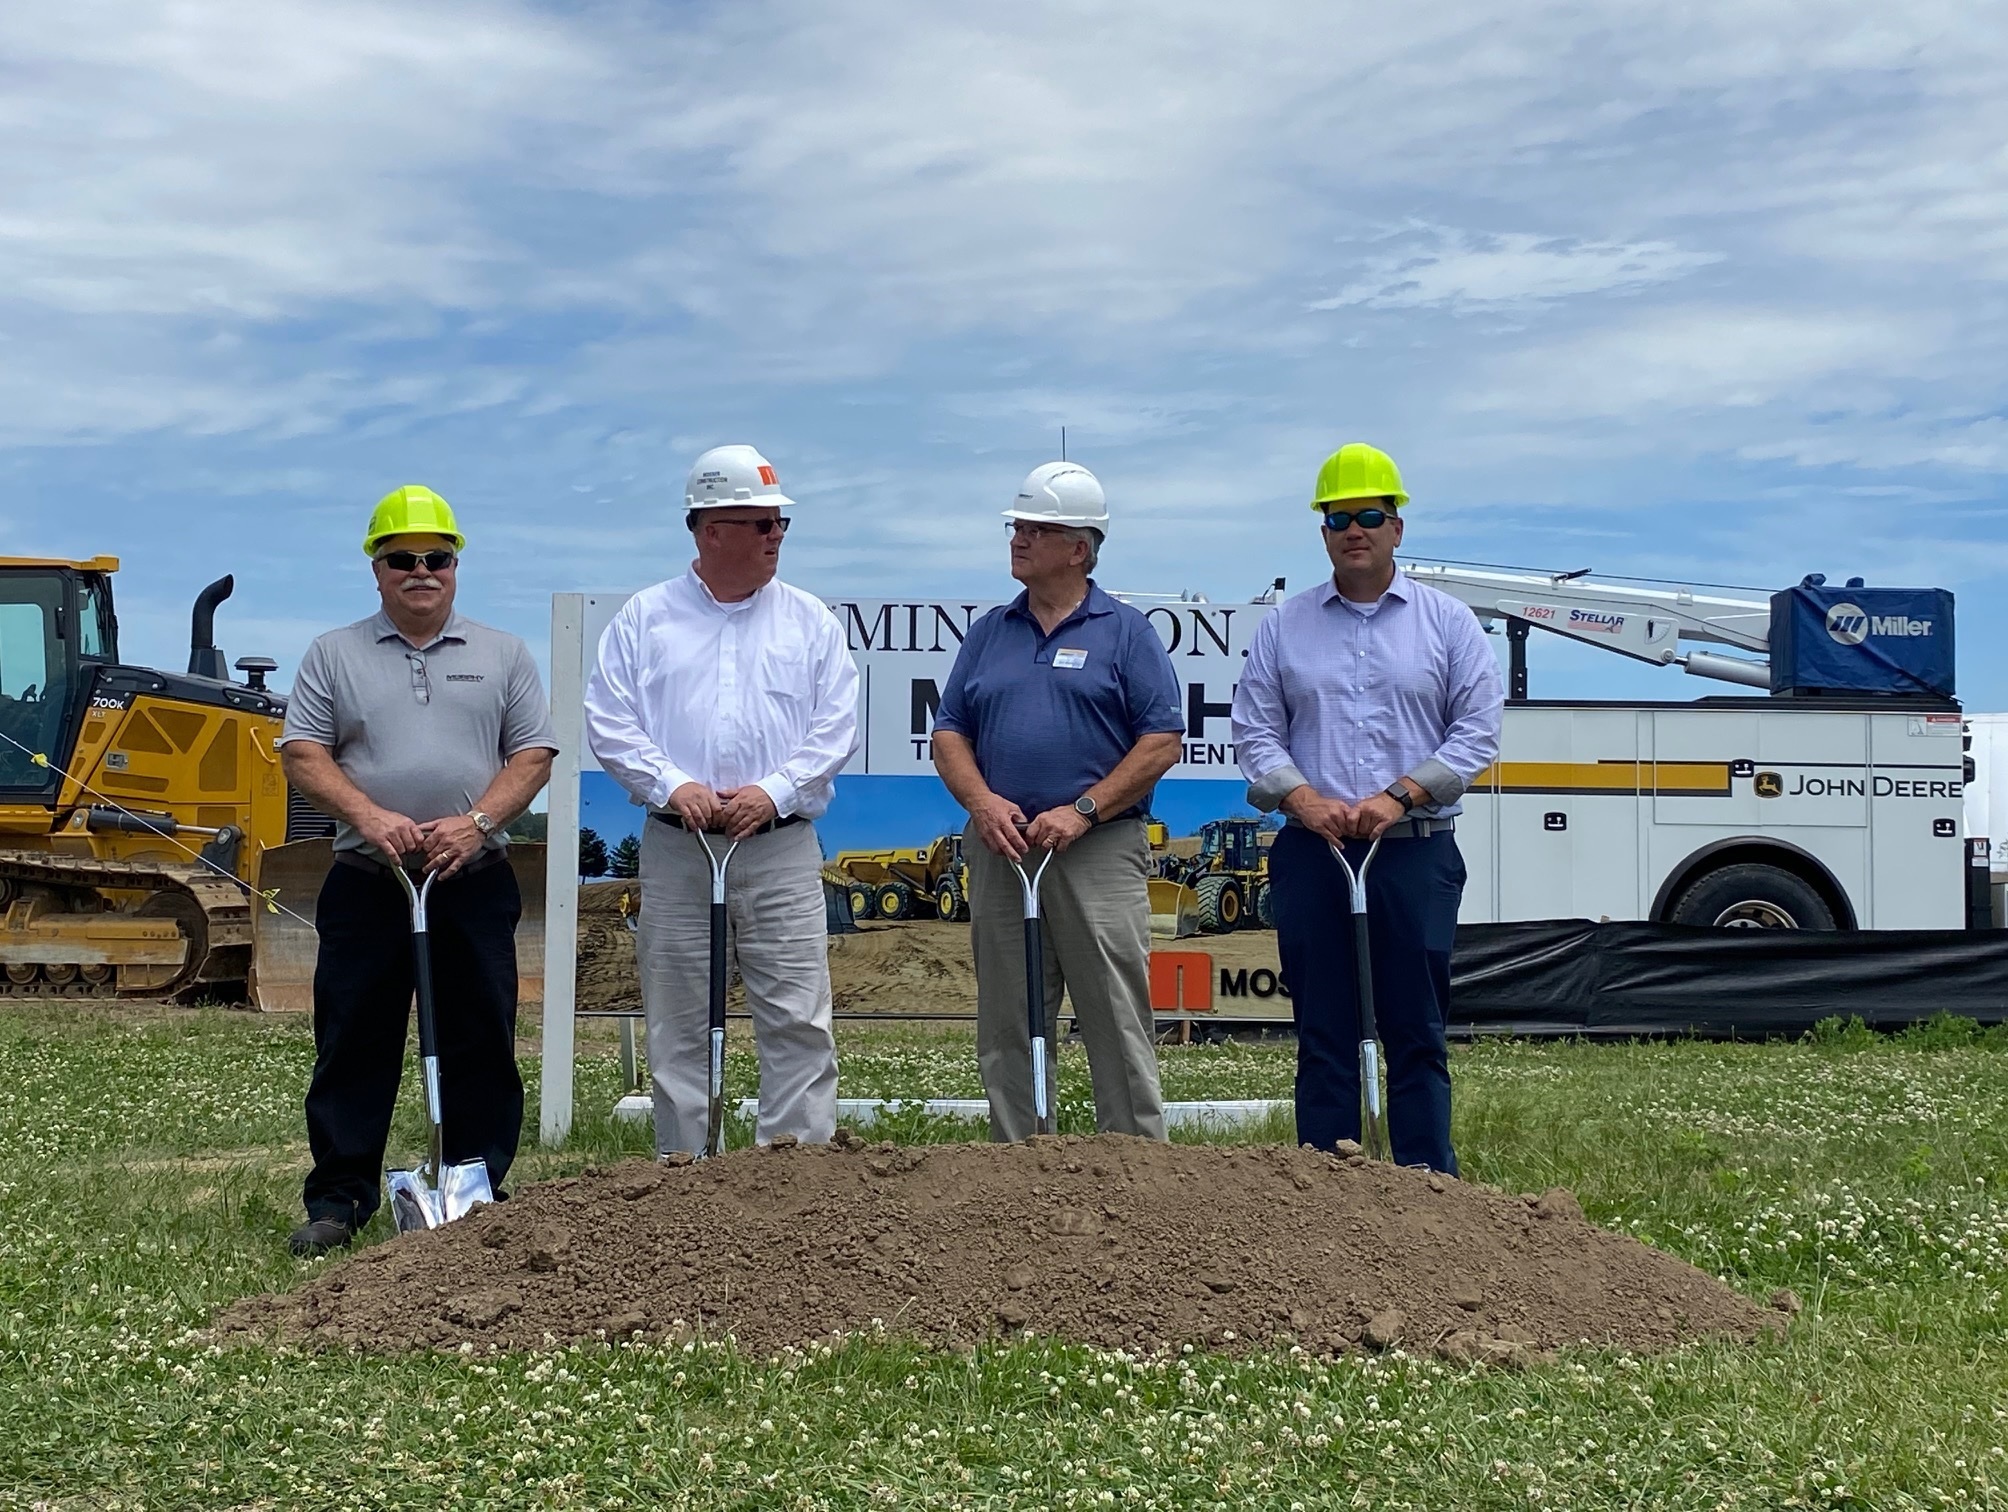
[651,810,804,835]
[334,846,507,879]
[1286,815,1455,840]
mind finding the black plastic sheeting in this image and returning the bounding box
[1449,921,2008,1038]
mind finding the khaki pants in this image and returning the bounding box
[638,817,836,1153]
[965,816,1166,1142]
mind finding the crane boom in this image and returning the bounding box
[1399,560,1774,688]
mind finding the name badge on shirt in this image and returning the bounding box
[1052,648,1088,670]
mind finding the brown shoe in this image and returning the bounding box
[287,1214,356,1258]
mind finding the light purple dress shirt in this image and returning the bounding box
[1232,569,1504,816]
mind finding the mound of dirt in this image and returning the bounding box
[221,1136,1771,1362]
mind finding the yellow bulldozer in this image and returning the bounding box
[0,555,544,1009]
[831,832,970,922]
[1148,816,1274,935]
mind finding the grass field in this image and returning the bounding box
[0,1007,2004,1510]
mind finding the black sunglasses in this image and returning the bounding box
[1321,507,1394,532]
[710,516,792,536]
[376,549,458,572]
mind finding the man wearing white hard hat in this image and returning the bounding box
[585,445,859,1152]
[932,462,1183,1141]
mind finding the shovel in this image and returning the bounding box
[1328,835,1390,1163]
[693,829,740,1159]
[1008,837,1058,1137]
[386,865,496,1232]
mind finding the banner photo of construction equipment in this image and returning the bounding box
[546,590,1295,1029]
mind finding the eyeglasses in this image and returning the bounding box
[376,549,458,572]
[709,516,792,536]
[1321,507,1394,532]
[407,653,430,706]
[1007,522,1069,540]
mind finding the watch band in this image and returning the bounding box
[470,810,496,836]
[1384,784,1415,814]
[1073,795,1099,825]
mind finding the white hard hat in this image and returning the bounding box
[684,444,795,510]
[1002,461,1108,530]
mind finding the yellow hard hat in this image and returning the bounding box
[1311,443,1409,511]
[363,485,466,557]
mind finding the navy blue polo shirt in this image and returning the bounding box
[934,583,1184,819]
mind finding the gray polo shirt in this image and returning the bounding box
[279,608,558,859]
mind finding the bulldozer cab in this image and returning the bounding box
[1199,818,1260,874]
[0,561,114,802]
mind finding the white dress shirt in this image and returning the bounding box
[585,570,860,819]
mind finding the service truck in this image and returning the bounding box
[1399,562,1976,932]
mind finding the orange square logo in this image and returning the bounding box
[758,464,778,486]
[1149,951,1214,1011]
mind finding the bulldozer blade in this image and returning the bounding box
[250,840,549,1013]
[1148,878,1199,939]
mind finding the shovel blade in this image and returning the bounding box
[387,1161,494,1232]
[439,1159,496,1222]
[387,1167,443,1233]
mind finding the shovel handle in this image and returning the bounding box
[1351,908,1379,1044]
[393,867,445,1177]
[1010,842,1057,1135]
[693,830,738,1159]
[1024,913,1051,1133]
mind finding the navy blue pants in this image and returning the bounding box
[302,858,524,1226]
[1270,825,1465,1173]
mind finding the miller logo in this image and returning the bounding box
[1754,771,1784,798]
[1825,603,1868,646]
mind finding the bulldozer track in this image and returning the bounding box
[0,849,253,1001]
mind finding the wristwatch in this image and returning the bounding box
[1383,784,1416,814]
[1073,795,1100,826]
[469,810,497,836]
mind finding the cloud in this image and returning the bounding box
[1311,228,1722,313]
[2,0,2008,699]
[1458,305,1940,419]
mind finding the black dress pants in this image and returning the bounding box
[301,856,524,1225]
[1271,825,1465,1173]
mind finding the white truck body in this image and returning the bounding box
[1453,700,1967,928]
[1391,562,1971,931]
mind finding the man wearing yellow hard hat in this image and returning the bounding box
[1230,445,1502,1172]
[278,486,558,1255]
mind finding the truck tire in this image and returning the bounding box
[1668,863,1836,930]
[1194,875,1243,932]
[935,876,967,922]
[847,883,874,921]
[874,881,912,921]
[1252,881,1275,929]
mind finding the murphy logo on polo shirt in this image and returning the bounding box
[1825,601,1934,646]
[445,673,486,683]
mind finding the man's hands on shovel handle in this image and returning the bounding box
[419,815,486,878]
[1024,804,1092,853]
[716,785,779,840]
[971,794,1029,859]
[1281,785,1355,848]
[670,781,722,833]
[356,805,428,866]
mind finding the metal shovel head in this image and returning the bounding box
[386,1159,495,1233]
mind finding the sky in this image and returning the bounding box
[4,0,2006,717]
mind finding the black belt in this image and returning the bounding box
[651,810,804,836]
[334,846,507,879]
[1284,815,1455,840]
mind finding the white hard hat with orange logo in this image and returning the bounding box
[684,444,795,510]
